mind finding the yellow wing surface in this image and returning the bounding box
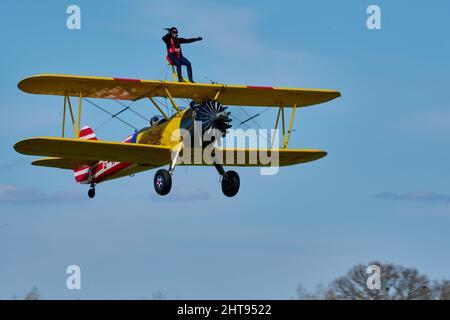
[32,157,96,170]
[14,137,172,166]
[18,74,340,107]
[179,148,326,167]
[219,148,326,166]
[14,137,326,168]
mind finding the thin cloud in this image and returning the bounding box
[402,110,450,138]
[0,184,83,205]
[0,159,28,171]
[375,191,450,204]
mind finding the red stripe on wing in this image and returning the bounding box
[113,78,141,82]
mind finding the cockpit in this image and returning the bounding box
[150,115,167,127]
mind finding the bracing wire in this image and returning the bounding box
[114,100,149,122]
[235,106,274,146]
[84,98,138,131]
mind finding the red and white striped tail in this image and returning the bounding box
[73,126,97,183]
[79,126,98,141]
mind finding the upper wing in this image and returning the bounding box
[14,137,172,166]
[18,74,341,107]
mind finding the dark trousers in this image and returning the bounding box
[168,53,193,82]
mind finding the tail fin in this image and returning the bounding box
[79,126,98,141]
[73,126,97,183]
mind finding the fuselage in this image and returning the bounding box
[76,107,195,184]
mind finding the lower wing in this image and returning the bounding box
[15,137,326,169]
[180,148,327,167]
[14,137,172,166]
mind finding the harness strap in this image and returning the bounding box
[166,37,181,62]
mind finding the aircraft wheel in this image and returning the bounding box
[154,169,172,196]
[221,170,240,197]
[88,188,95,199]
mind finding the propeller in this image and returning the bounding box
[193,100,232,137]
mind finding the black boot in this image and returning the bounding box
[176,65,183,82]
[187,65,194,83]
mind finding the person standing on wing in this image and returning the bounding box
[162,27,202,82]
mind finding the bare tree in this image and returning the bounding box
[432,280,450,300]
[297,261,449,300]
[296,284,318,300]
[152,291,167,300]
[24,286,41,300]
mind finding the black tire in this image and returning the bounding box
[154,169,172,196]
[221,170,240,197]
[88,188,95,199]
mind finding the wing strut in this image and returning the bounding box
[164,87,181,115]
[77,91,82,137]
[61,95,79,138]
[270,104,298,149]
[272,107,282,148]
[148,97,169,120]
[62,96,67,138]
[283,104,297,148]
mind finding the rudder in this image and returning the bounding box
[73,126,97,183]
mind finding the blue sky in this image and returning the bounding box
[1,0,450,299]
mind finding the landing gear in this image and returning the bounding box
[215,163,240,197]
[88,183,96,199]
[153,147,180,196]
[154,169,172,196]
[221,171,240,197]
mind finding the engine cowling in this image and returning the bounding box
[192,100,232,139]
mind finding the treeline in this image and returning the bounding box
[6,261,450,300]
[297,261,450,300]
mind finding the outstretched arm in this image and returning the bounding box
[178,37,203,44]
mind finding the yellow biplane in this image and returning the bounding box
[14,74,340,198]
